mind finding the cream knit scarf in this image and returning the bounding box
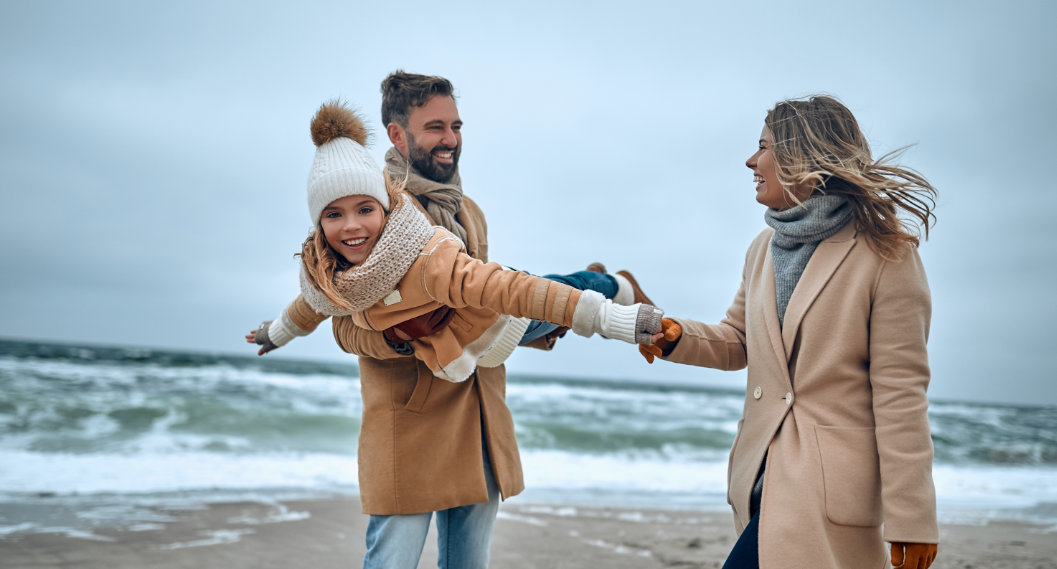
[300,193,436,316]
[384,147,469,246]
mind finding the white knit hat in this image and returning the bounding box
[306,102,389,224]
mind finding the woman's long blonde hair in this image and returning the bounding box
[766,95,937,260]
[297,182,404,310]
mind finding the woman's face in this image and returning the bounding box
[319,195,386,266]
[746,126,792,210]
[746,126,813,210]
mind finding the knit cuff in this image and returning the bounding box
[595,302,641,344]
[571,290,606,338]
[572,295,663,345]
[269,312,309,347]
[635,304,664,344]
[571,290,645,344]
[477,316,530,368]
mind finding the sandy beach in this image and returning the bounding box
[2,496,1055,569]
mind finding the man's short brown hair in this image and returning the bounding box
[380,70,455,128]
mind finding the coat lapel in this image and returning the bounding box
[761,242,791,372]
[781,223,858,356]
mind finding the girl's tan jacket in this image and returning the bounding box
[344,226,587,382]
[663,223,938,569]
[282,196,532,515]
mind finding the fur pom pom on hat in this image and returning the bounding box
[306,101,389,224]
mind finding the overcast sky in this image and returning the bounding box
[2,1,1055,407]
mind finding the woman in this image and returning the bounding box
[642,95,939,569]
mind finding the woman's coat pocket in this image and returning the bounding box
[815,424,883,527]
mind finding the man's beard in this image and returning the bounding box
[407,134,459,183]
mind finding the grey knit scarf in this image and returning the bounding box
[764,195,854,327]
[384,147,469,246]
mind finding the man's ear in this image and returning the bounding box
[387,123,408,155]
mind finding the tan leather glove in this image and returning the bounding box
[639,317,681,363]
[890,542,938,569]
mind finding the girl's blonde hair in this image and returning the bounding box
[298,181,404,310]
[766,95,937,260]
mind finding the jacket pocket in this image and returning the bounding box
[815,425,883,527]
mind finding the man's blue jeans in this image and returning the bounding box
[518,270,618,345]
[362,442,501,569]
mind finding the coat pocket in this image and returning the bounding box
[815,425,883,527]
[392,365,435,413]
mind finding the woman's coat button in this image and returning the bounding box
[785,392,793,405]
[753,386,762,399]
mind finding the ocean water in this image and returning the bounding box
[1,338,1056,538]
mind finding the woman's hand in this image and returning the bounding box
[890,542,937,569]
[639,318,682,363]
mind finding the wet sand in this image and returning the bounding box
[2,496,1055,568]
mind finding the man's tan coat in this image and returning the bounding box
[664,223,938,569]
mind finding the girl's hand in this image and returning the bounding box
[246,321,279,356]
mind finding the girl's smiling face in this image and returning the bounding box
[319,195,385,266]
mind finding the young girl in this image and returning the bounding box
[248,101,662,382]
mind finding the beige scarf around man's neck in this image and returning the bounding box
[384,147,468,246]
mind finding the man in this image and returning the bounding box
[261,71,653,567]
[329,71,525,569]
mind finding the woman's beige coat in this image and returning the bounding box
[663,223,938,569]
[285,195,527,515]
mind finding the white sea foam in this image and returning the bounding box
[0,522,38,536]
[4,448,1054,525]
[933,464,1057,524]
[3,341,1056,529]
[0,450,360,495]
[160,528,256,550]
[226,502,311,525]
[521,449,728,494]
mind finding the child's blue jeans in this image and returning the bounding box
[518,270,619,345]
